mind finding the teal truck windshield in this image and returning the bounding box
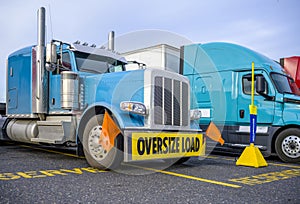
[271,73,294,94]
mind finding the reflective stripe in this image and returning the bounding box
[238,126,268,134]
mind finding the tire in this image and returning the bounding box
[275,128,300,163]
[82,114,123,170]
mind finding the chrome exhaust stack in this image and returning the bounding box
[108,31,115,51]
[33,7,48,117]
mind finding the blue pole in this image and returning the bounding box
[249,62,257,144]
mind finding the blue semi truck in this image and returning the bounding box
[180,42,300,163]
[0,7,205,170]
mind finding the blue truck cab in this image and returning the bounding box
[181,42,300,163]
[1,7,204,170]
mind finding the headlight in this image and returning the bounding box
[190,109,201,120]
[120,101,147,115]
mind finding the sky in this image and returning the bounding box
[0,0,299,102]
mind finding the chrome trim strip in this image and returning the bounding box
[228,143,267,150]
[7,114,39,119]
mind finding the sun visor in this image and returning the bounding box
[70,43,127,64]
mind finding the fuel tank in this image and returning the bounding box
[6,119,38,143]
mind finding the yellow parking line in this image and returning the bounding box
[19,144,85,159]
[203,155,219,159]
[210,155,300,168]
[202,155,235,161]
[268,162,300,169]
[205,155,300,169]
[126,164,241,188]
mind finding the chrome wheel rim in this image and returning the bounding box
[282,135,300,158]
[87,126,108,161]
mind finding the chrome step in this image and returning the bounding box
[31,137,63,144]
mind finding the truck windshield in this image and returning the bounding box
[74,52,123,74]
[270,73,293,94]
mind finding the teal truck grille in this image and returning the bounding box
[154,76,189,126]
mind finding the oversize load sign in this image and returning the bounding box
[131,132,204,160]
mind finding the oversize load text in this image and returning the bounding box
[132,133,203,159]
[136,136,201,155]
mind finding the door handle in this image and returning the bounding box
[239,110,245,118]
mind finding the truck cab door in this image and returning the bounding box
[236,71,275,143]
[49,51,73,112]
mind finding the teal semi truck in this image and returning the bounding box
[180,42,300,163]
[0,7,205,170]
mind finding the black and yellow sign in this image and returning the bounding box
[131,132,204,160]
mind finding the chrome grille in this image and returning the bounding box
[154,76,189,126]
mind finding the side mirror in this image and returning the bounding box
[45,43,57,72]
[46,43,57,64]
[256,76,266,94]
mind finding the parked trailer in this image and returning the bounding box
[122,44,180,73]
[280,56,300,95]
[0,7,205,170]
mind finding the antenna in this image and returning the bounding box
[48,4,54,40]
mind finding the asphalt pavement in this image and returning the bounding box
[0,141,299,203]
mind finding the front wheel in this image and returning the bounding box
[82,114,123,170]
[275,128,300,163]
